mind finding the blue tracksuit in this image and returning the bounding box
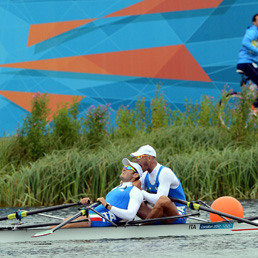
[237,25,258,64]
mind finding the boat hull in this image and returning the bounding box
[1,220,258,243]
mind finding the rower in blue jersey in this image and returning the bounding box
[130,145,187,224]
[62,158,143,228]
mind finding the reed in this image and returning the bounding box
[1,85,258,206]
[1,126,258,207]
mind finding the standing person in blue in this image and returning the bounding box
[237,13,258,109]
[63,158,143,228]
[130,145,187,224]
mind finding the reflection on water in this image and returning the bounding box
[0,200,258,258]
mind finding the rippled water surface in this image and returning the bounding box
[0,200,257,258]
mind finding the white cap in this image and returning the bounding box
[122,158,143,177]
[130,145,156,158]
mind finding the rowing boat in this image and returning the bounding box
[1,197,257,243]
[0,218,258,243]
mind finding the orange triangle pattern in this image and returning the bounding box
[0,45,212,82]
[27,19,97,47]
[105,0,223,17]
[27,0,222,46]
[0,91,85,121]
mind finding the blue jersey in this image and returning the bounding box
[89,185,133,225]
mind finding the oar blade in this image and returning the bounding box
[32,229,53,238]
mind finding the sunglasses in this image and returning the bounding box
[124,166,137,173]
[135,154,148,160]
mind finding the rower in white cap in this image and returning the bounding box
[130,145,187,224]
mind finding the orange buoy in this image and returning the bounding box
[209,196,244,222]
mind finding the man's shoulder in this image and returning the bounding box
[131,186,144,199]
[159,164,173,174]
[132,185,142,192]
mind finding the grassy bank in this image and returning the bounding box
[1,86,258,207]
[1,126,258,207]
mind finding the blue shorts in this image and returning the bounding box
[89,211,118,227]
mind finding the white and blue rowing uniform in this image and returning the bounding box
[89,182,143,227]
[142,164,187,224]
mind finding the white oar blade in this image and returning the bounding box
[32,229,53,238]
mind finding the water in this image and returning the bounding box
[0,200,257,258]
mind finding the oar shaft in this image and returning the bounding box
[51,202,101,232]
[0,202,81,221]
[52,211,85,232]
[26,202,81,216]
[170,197,258,227]
[0,219,89,230]
[125,213,199,225]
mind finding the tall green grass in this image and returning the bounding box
[1,85,258,207]
[1,126,258,207]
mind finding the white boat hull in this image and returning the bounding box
[1,220,258,243]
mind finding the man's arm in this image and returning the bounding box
[109,187,143,221]
[142,169,179,205]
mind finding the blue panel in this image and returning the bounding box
[188,3,258,42]
[161,9,214,43]
[1,0,258,136]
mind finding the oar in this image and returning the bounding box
[0,219,89,230]
[32,202,100,238]
[119,212,200,226]
[170,197,258,227]
[0,202,81,221]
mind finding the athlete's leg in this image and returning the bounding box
[145,196,180,224]
[57,215,91,228]
[136,201,152,219]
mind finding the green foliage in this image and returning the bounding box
[150,84,170,129]
[115,105,137,138]
[15,92,50,161]
[115,96,149,137]
[135,97,148,131]
[171,95,220,127]
[52,99,81,148]
[2,84,258,206]
[82,104,111,146]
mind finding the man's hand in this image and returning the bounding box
[80,197,91,206]
[97,197,107,207]
[97,197,112,210]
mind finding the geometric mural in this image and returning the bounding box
[0,0,257,136]
[0,91,84,121]
[0,45,212,82]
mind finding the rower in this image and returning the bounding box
[130,145,187,224]
[61,158,143,228]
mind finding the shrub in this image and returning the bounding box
[52,99,81,149]
[15,92,50,161]
[82,104,111,145]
